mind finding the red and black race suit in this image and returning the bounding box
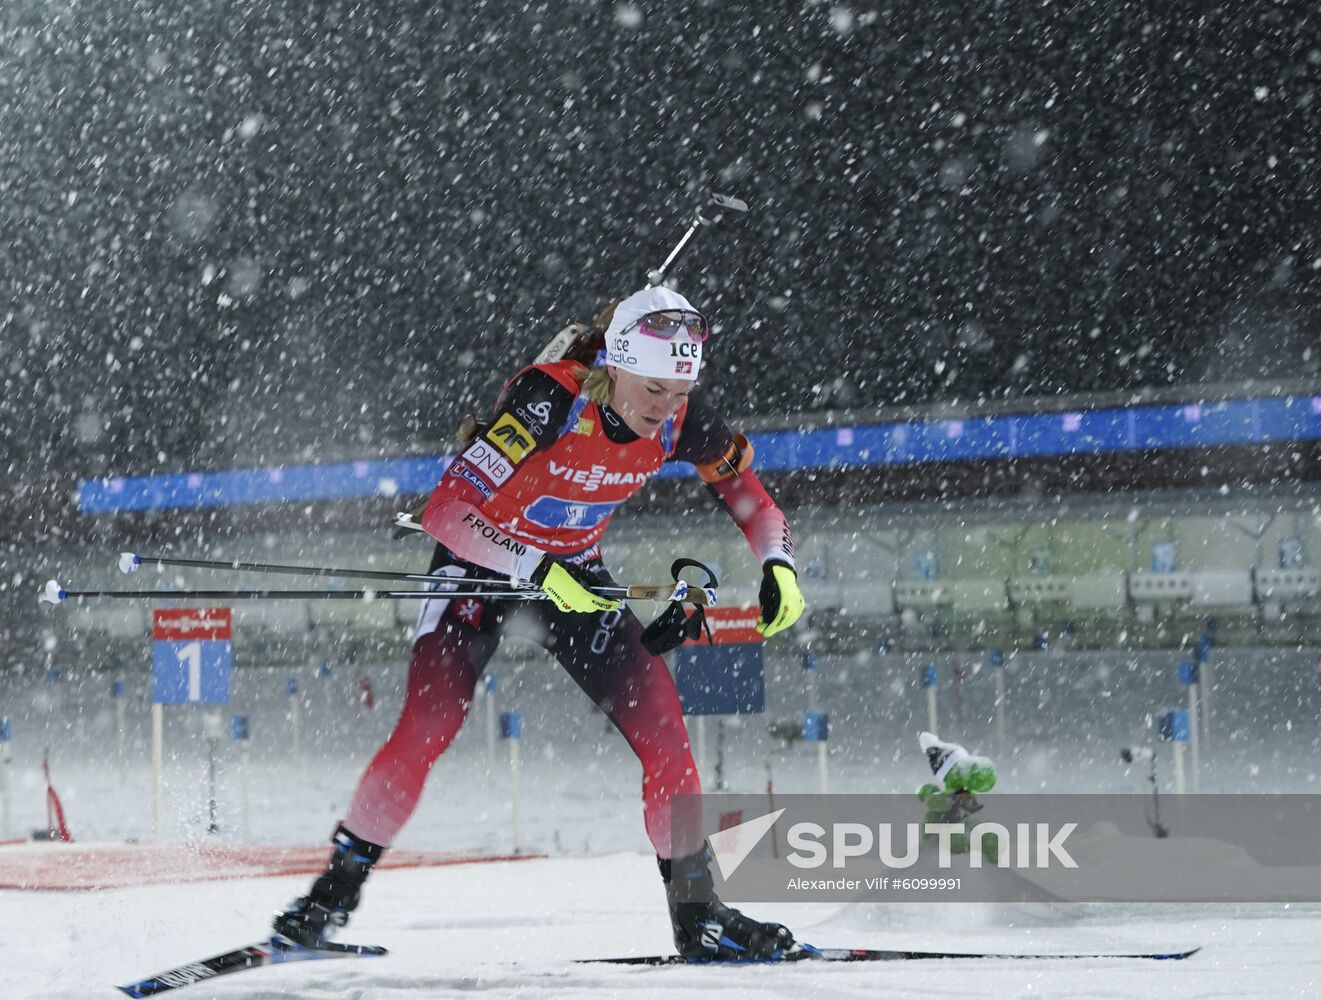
[420,361,794,574]
[340,363,797,859]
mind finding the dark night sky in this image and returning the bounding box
[1,0,1317,498]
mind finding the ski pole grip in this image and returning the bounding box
[669,557,719,591]
[622,583,714,606]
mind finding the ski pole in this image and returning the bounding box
[45,585,540,603]
[118,550,518,589]
[40,580,717,606]
[646,192,748,288]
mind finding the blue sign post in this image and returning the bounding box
[286,676,303,772]
[232,714,252,840]
[675,608,766,793]
[500,711,524,853]
[484,673,499,761]
[803,712,830,741]
[1159,708,1191,795]
[922,665,939,734]
[1178,660,1201,791]
[111,678,127,774]
[151,609,233,705]
[1195,632,1214,749]
[989,650,1008,758]
[0,717,10,838]
[150,608,233,836]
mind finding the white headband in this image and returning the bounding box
[603,287,704,382]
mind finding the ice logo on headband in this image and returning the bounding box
[603,287,706,382]
[668,336,700,377]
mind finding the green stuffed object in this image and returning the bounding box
[917,732,998,861]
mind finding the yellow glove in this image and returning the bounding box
[756,561,805,639]
[529,557,621,614]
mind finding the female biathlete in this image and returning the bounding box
[274,286,806,959]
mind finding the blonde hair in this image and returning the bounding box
[552,295,623,408]
[576,364,613,405]
[572,295,626,405]
[458,297,624,446]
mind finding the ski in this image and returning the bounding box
[580,943,1201,965]
[116,936,388,997]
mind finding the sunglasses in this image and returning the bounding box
[633,311,709,343]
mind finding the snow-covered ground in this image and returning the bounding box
[8,851,1320,999]
[3,646,1321,997]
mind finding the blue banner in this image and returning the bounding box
[78,393,1321,514]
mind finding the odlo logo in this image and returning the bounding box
[517,400,553,429]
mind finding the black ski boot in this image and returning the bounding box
[660,847,795,960]
[273,825,384,947]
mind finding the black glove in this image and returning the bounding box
[641,604,712,655]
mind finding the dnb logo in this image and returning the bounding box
[487,413,535,463]
[461,439,515,485]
